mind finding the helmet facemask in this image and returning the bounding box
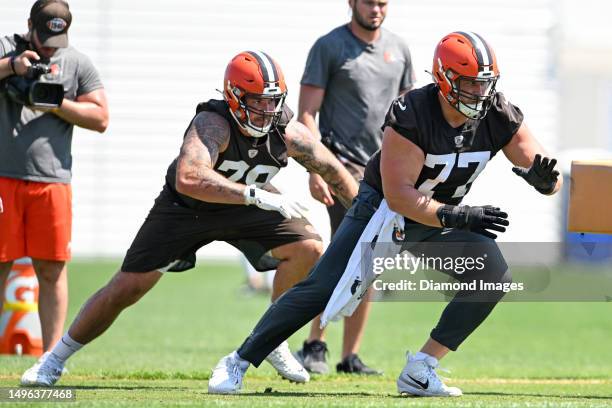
[445,70,498,120]
[225,81,287,139]
[239,92,286,138]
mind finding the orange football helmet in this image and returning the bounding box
[223,51,287,138]
[433,32,499,120]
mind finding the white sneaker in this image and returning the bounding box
[20,352,65,387]
[397,352,462,397]
[265,341,310,383]
[208,351,249,394]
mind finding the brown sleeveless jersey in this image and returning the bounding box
[364,84,524,208]
[164,99,293,211]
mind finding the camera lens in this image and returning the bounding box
[30,82,64,107]
[32,85,49,100]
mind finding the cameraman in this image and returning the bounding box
[0,0,108,353]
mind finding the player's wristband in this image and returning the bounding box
[436,204,466,228]
[243,184,257,205]
[9,56,17,75]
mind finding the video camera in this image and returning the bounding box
[3,62,64,109]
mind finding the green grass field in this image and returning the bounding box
[1,260,611,407]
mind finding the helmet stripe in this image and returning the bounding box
[261,51,279,83]
[246,50,277,83]
[456,31,492,70]
[471,32,493,68]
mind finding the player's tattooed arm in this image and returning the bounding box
[175,111,247,204]
[285,120,358,208]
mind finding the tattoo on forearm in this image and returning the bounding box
[326,179,353,208]
[177,112,245,203]
[289,126,356,208]
[195,167,245,200]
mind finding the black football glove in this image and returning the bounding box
[437,204,509,239]
[512,154,559,194]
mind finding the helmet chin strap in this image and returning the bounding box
[240,120,269,138]
[457,101,481,120]
[245,128,268,138]
[241,93,286,138]
[227,105,270,138]
[244,110,273,138]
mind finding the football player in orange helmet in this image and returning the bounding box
[223,51,287,138]
[209,33,561,397]
[21,50,360,388]
[432,31,500,121]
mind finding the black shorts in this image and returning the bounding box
[121,189,321,273]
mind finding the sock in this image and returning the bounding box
[411,351,436,364]
[232,351,250,371]
[50,333,83,363]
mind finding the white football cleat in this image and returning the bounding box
[20,352,65,387]
[265,341,310,383]
[208,351,249,394]
[397,352,462,397]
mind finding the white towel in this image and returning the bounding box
[320,199,404,328]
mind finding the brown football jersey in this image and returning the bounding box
[364,83,523,209]
[164,99,293,211]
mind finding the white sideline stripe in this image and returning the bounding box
[455,378,610,385]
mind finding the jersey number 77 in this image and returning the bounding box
[418,151,491,198]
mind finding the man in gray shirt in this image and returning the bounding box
[0,0,108,356]
[296,0,415,374]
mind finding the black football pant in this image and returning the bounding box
[237,182,511,366]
